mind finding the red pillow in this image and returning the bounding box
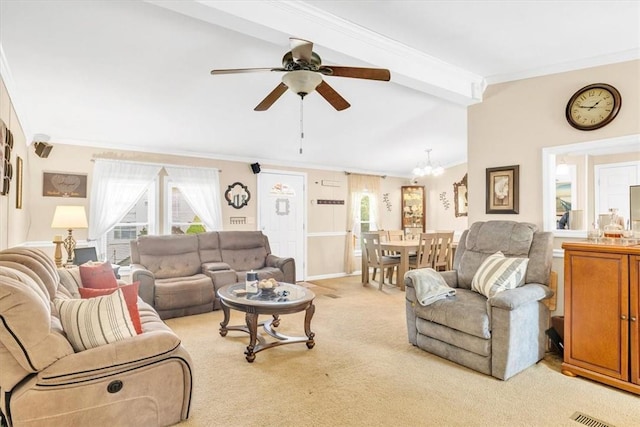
[79,261,118,289]
[79,282,143,334]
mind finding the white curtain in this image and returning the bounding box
[344,174,381,274]
[88,160,162,254]
[164,166,222,231]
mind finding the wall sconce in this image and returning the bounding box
[51,205,88,266]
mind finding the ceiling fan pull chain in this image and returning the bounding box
[299,96,304,154]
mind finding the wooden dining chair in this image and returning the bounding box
[433,231,454,271]
[362,232,401,290]
[408,232,437,270]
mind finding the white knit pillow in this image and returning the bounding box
[471,251,529,298]
[54,289,136,352]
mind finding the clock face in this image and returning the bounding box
[566,83,621,130]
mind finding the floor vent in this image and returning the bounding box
[570,412,614,427]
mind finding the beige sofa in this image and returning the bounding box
[130,231,295,319]
[0,247,193,427]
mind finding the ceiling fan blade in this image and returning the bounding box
[319,66,391,81]
[289,37,313,63]
[254,83,289,111]
[211,67,285,75]
[316,80,350,111]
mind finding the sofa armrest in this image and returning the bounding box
[266,254,295,283]
[36,330,183,385]
[404,269,459,291]
[489,283,553,310]
[130,263,155,307]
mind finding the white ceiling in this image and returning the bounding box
[1,1,639,177]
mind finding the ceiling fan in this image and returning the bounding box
[210,37,391,111]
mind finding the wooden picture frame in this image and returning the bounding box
[453,173,468,217]
[486,165,519,214]
[43,172,88,198]
[16,156,23,209]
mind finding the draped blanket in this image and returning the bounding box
[406,268,456,306]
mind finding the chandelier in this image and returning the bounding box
[412,149,444,177]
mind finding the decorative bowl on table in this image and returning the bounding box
[257,278,279,298]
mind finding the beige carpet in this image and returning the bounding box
[165,276,638,427]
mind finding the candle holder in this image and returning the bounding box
[53,236,64,268]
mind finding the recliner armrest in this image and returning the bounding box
[202,261,231,272]
[489,283,553,310]
[266,254,295,283]
[130,263,155,306]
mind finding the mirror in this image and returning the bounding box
[225,182,250,209]
[453,173,468,217]
[542,134,640,237]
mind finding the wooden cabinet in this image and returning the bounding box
[401,186,425,237]
[562,242,640,395]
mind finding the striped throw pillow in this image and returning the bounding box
[471,251,529,298]
[54,289,136,352]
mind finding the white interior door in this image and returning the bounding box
[258,171,306,281]
[596,162,639,226]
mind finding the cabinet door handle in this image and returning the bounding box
[621,315,628,320]
[631,316,637,322]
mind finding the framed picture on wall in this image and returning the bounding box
[486,165,519,214]
[43,172,88,198]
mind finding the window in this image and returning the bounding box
[167,184,207,235]
[105,186,155,266]
[354,193,376,253]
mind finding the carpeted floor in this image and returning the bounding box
[165,276,638,427]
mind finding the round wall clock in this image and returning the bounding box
[565,83,621,131]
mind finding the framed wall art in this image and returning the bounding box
[43,172,88,198]
[486,165,519,214]
[453,173,468,217]
[16,156,23,209]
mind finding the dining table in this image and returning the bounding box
[379,240,420,291]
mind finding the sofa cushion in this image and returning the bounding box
[54,289,136,352]
[154,274,214,311]
[413,288,491,339]
[457,221,535,289]
[197,232,222,263]
[79,282,143,334]
[0,267,75,373]
[79,261,118,289]
[219,231,269,271]
[137,235,202,279]
[471,252,529,298]
[57,267,82,298]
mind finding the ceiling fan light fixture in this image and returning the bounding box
[282,70,322,96]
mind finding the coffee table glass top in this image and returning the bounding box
[218,282,314,307]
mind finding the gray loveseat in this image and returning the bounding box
[405,221,553,380]
[130,231,295,319]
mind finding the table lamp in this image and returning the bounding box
[51,205,88,266]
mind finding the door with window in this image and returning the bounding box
[257,171,306,281]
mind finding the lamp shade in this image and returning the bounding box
[51,206,88,229]
[282,70,323,96]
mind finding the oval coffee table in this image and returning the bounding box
[217,282,316,362]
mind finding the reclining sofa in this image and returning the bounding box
[130,231,295,319]
[0,247,193,427]
[405,221,554,380]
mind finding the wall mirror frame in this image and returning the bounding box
[453,173,468,217]
[225,182,251,209]
[542,134,640,238]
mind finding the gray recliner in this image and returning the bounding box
[405,221,554,380]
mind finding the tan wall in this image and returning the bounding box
[0,79,30,248]
[468,59,640,315]
[415,163,469,232]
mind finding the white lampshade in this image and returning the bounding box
[282,70,323,96]
[51,205,88,229]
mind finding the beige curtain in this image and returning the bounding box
[344,174,381,274]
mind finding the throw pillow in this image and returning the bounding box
[471,251,529,298]
[79,282,142,334]
[79,261,118,289]
[54,289,136,352]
